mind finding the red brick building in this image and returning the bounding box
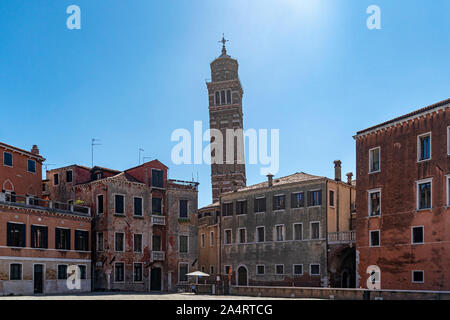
[354,98,450,291]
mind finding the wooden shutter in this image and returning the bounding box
[30,225,36,248]
[20,224,26,247]
[6,223,11,246]
[318,190,322,205]
[43,227,48,249]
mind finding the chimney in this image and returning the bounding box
[31,145,39,155]
[334,160,342,182]
[267,173,274,187]
[346,172,353,185]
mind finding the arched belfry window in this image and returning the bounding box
[221,91,226,105]
[226,90,231,104]
[215,91,220,106]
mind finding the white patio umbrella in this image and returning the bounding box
[186,271,210,284]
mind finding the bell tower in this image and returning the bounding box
[207,35,246,203]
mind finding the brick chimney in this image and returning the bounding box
[31,145,39,155]
[346,172,353,185]
[267,173,274,187]
[334,160,342,182]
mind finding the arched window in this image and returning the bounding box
[226,90,231,104]
[221,91,226,105]
[215,91,220,106]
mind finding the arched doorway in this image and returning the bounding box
[237,266,248,286]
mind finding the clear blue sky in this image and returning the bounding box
[0,0,449,208]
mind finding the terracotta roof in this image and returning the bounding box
[199,202,220,211]
[90,166,121,173]
[0,141,45,161]
[356,98,450,137]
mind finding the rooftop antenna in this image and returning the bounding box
[139,148,145,165]
[143,156,152,163]
[91,138,102,168]
[43,163,56,171]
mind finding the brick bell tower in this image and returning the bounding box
[207,35,246,203]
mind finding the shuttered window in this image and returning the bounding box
[31,225,48,249]
[7,223,26,247]
[55,228,70,250]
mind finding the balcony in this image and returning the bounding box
[151,251,165,261]
[151,215,165,226]
[328,231,356,245]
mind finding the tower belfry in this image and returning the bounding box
[207,35,246,203]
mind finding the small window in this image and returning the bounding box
[369,190,381,216]
[221,90,226,105]
[179,200,188,218]
[97,195,104,215]
[254,198,266,213]
[134,234,143,253]
[201,233,205,248]
[78,265,87,280]
[210,266,214,275]
[412,270,424,283]
[370,230,380,247]
[179,235,188,253]
[115,195,124,214]
[311,222,320,240]
[291,192,304,208]
[273,195,286,211]
[293,223,303,241]
[418,133,431,161]
[66,170,73,183]
[75,230,89,251]
[10,264,22,280]
[58,265,68,280]
[224,229,232,244]
[226,89,231,104]
[238,228,246,243]
[447,176,450,207]
[179,263,189,282]
[27,160,36,173]
[310,264,320,276]
[215,91,220,106]
[210,231,214,246]
[152,197,162,214]
[329,190,334,207]
[7,223,26,247]
[412,226,424,244]
[447,127,450,156]
[134,263,143,282]
[225,265,231,275]
[54,173,59,185]
[201,266,205,273]
[275,264,284,275]
[55,228,70,250]
[31,225,48,249]
[369,147,380,173]
[256,265,265,275]
[275,225,284,242]
[222,202,233,216]
[308,190,322,206]
[114,262,125,282]
[115,233,124,252]
[236,200,247,215]
[97,232,104,252]
[151,169,164,188]
[3,152,13,167]
[417,180,432,210]
[293,264,303,276]
[256,226,265,242]
[152,235,161,251]
[134,197,143,216]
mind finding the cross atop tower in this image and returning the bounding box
[218,33,229,56]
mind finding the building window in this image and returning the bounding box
[114,262,125,282]
[10,264,22,280]
[256,265,265,275]
[3,152,13,167]
[256,226,265,242]
[329,190,335,207]
[370,230,380,247]
[75,230,89,251]
[226,89,231,104]
[97,195,104,215]
[151,169,164,188]
[310,222,320,239]
[275,225,284,242]
[224,265,232,276]
[58,265,68,280]
[179,263,189,282]
[308,190,322,207]
[134,263,143,282]
[236,200,247,215]
[179,199,188,218]
[179,235,188,253]
[418,133,431,161]
[7,223,26,247]
[412,270,424,283]
[210,266,214,275]
[220,90,226,105]
[293,223,303,241]
[275,264,284,275]
[310,264,320,276]
[215,91,220,105]
[368,190,381,216]
[417,179,432,210]
[254,197,266,213]
[412,226,424,244]
[27,159,36,173]
[78,265,87,280]
[201,265,206,273]
[448,126,450,156]
[210,231,214,246]
[66,170,73,183]
[133,197,143,216]
[291,192,304,208]
[115,232,124,252]
[369,147,380,173]
[152,235,161,251]
[222,202,233,216]
[152,197,162,214]
[224,229,232,244]
[54,173,59,185]
[55,228,70,250]
[31,225,48,249]
[447,176,450,207]
[273,195,286,211]
[293,264,303,276]
[238,228,246,243]
[134,234,143,253]
[97,232,104,252]
[201,233,205,248]
[114,195,125,215]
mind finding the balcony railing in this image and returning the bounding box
[151,215,165,226]
[328,231,356,244]
[0,192,91,216]
[151,251,165,261]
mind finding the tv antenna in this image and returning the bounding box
[139,148,145,165]
[43,163,56,171]
[91,138,102,167]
